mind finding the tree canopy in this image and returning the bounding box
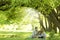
[0,0,60,33]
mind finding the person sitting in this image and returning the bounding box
[38,29,46,39]
[32,27,38,38]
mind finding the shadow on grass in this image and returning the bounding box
[25,37,46,40]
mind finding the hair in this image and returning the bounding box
[35,27,37,29]
[34,27,38,31]
[38,29,44,34]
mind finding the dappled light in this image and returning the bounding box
[0,7,41,32]
[0,0,60,40]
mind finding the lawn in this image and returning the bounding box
[0,32,60,40]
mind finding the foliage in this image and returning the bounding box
[0,0,12,11]
[0,0,60,24]
[0,0,60,34]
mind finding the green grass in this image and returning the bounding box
[0,32,32,40]
[0,32,60,40]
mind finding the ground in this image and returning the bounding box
[0,32,60,40]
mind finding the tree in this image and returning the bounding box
[0,0,60,33]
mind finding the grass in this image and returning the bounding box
[0,32,32,40]
[0,32,60,40]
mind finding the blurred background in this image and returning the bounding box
[0,0,60,40]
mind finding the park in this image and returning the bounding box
[0,0,60,40]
